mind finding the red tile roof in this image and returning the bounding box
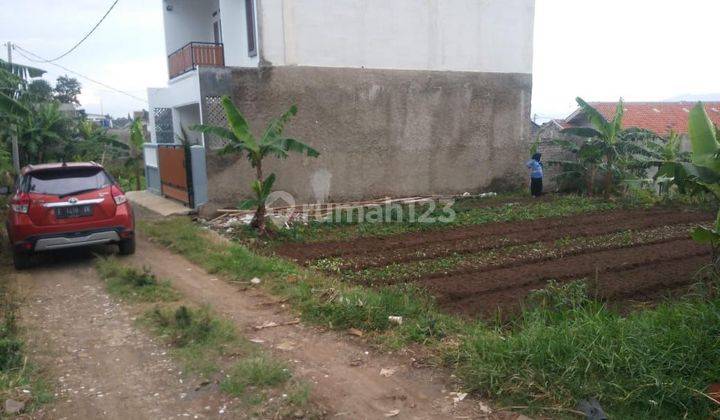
[565,102,720,135]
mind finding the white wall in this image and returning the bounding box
[219,0,260,67]
[259,0,535,74]
[163,0,219,53]
[147,72,201,143]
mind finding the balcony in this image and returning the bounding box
[168,42,225,79]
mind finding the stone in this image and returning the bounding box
[4,399,25,415]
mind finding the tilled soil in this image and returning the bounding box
[274,208,714,319]
[420,239,710,317]
[276,209,710,266]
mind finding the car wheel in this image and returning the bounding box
[118,237,136,255]
[13,250,32,270]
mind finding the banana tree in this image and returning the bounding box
[560,98,659,196]
[687,103,720,271]
[192,96,319,235]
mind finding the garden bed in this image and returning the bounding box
[274,207,714,319]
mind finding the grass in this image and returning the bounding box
[220,356,291,397]
[140,196,720,419]
[141,304,242,376]
[95,257,180,302]
[0,232,53,413]
[457,281,720,419]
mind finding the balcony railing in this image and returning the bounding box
[168,42,225,79]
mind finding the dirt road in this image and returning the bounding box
[10,237,501,419]
[14,251,229,419]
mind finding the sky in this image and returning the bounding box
[2,0,720,120]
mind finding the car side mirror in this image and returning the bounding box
[0,186,10,195]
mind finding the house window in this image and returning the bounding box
[245,0,257,57]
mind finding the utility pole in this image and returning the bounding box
[6,41,20,174]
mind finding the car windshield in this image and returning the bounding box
[24,167,111,196]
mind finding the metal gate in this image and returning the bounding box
[158,144,194,207]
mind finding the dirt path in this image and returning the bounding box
[129,236,495,420]
[14,255,228,419]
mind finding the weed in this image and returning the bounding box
[220,356,291,397]
[96,257,179,302]
[142,305,239,375]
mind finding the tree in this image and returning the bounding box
[75,119,123,163]
[686,103,720,272]
[54,75,81,105]
[559,98,659,196]
[127,118,145,191]
[192,96,319,235]
[15,101,73,164]
[23,79,54,102]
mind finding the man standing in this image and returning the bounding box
[526,152,543,197]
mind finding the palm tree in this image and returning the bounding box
[560,98,658,196]
[193,96,319,235]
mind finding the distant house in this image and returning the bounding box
[86,113,113,129]
[536,101,720,189]
[562,102,720,137]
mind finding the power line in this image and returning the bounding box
[13,44,147,104]
[37,0,120,63]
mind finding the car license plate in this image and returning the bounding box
[55,205,93,219]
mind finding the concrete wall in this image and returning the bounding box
[197,66,532,209]
[258,0,535,74]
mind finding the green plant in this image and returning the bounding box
[686,103,720,271]
[95,257,178,302]
[220,356,291,397]
[458,293,720,419]
[640,130,694,195]
[192,97,319,235]
[554,98,659,196]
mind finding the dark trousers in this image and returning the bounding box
[530,177,543,197]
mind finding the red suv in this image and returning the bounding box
[3,162,135,269]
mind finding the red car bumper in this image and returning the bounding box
[7,204,134,252]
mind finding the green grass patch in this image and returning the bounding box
[141,304,241,376]
[95,257,179,302]
[140,218,297,282]
[220,356,291,397]
[456,281,720,419]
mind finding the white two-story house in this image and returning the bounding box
[146,0,536,212]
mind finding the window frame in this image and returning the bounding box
[245,0,257,58]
